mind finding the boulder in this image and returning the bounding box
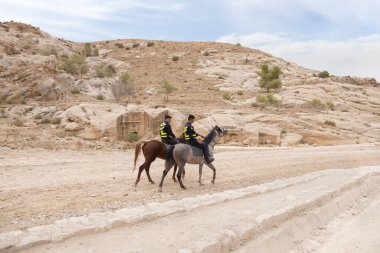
[65,122,81,131]
[281,133,303,146]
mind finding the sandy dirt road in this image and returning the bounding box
[1,144,380,233]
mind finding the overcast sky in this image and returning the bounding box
[1,0,379,80]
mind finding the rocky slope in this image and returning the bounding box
[0,21,379,149]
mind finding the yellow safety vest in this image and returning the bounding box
[184,125,197,141]
[160,123,167,139]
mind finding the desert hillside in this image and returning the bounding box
[0,21,379,149]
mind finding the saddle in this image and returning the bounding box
[186,144,204,157]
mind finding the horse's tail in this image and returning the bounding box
[166,145,175,164]
[133,141,145,174]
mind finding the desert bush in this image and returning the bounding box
[23,45,31,50]
[326,101,335,110]
[34,114,42,120]
[0,109,8,119]
[115,43,124,48]
[125,132,139,142]
[191,57,199,66]
[256,94,282,108]
[222,91,232,100]
[257,64,282,92]
[147,41,155,47]
[235,43,242,46]
[70,87,81,94]
[92,48,99,56]
[84,43,92,57]
[310,98,322,108]
[324,120,336,127]
[51,117,61,125]
[318,71,330,78]
[95,64,116,78]
[13,118,24,127]
[112,72,135,102]
[237,91,244,96]
[160,79,176,101]
[96,94,105,100]
[40,117,51,124]
[172,55,179,61]
[60,54,88,77]
[40,47,58,57]
[203,51,210,56]
[132,43,140,48]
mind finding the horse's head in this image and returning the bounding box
[205,125,228,143]
[214,125,227,137]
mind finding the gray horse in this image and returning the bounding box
[159,125,227,191]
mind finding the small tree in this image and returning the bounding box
[256,64,282,92]
[112,72,135,102]
[60,54,88,77]
[84,43,92,57]
[161,79,176,101]
[318,71,330,78]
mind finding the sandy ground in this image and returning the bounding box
[1,144,380,233]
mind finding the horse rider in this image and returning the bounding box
[160,114,178,145]
[183,114,214,164]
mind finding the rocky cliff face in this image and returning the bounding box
[0,21,379,149]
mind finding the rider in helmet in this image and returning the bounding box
[183,114,214,164]
[160,114,178,145]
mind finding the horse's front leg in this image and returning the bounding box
[198,163,204,186]
[206,163,216,184]
[159,161,174,192]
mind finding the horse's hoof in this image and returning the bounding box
[172,178,177,183]
[181,186,187,190]
[211,180,215,184]
[158,187,162,192]
[150,181,155,185]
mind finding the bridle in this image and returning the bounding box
[207,127,227,148]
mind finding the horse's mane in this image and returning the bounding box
[204,127,216,143]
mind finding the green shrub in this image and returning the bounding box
[256,94,282,108]
[70,87,81,94]
[60,54,88,77]
[324,120,336,127]
[112,72,135,102]
[51,117,61,125]
[14,118,24,127]
[147,41,155,47]
[326,101,335,110]
[237,91,244,96]
[95,64,116,78]
[0,109,8,119]
[132,43,140,48]
[256,64,282,92]
[318,71,330,78]
[40,117,51,124]
[23,45,31,50]
[96,94,105,100]
[256,95,268,106]
[222,91,232,100]
[172,55,179,61]
[235,43,242,46]
[125,132,139,142]
[84,43,92,57]
[115,43,124,48]
[160,79,176,101]
[34,114,42,120]
[40,47,58,57]
[191,58,199,66]
[310,99,322,108]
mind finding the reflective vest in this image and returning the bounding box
[160,123,168,139]
[184,124,197,141]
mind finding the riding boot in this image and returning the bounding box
[204,144,214,164]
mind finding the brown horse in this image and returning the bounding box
[133,140,181,186]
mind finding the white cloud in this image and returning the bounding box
[217,33,380,80]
